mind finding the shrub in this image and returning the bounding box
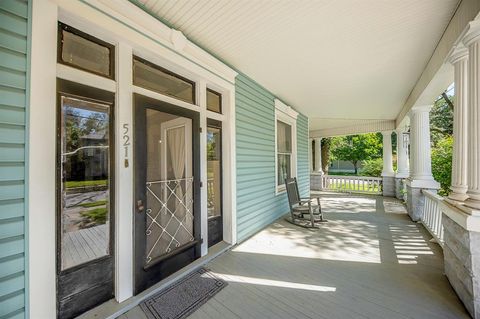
[431,136,453,196]
[360,158,383,177]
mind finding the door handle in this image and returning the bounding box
[137,200,145,213]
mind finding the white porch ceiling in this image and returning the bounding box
[133,0,459,132]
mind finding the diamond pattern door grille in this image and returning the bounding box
[145,177,194,264]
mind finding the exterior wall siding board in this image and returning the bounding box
[0,107,26,124]
[0,0,29,318]
[0,29,27,54]
[235,74,309,242]
[297,114,309,197]
[0,9,28,36]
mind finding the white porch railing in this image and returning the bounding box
[322,175,383,194]
[421,190,444,248]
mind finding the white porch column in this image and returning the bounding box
[310,137,324,190]
[406,105,440,220]
[309,138,314,172]
[314,137,323,174]
[396,128,409,177]
[395,127,409,199]
[448,46,470,202]
[381,131,395,196]
[409,106,437,182]
[381,131,394,176]
[440,24,480,319]
[464,27,480,210]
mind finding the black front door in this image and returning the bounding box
[56,80,115,319]
[134,94,202,294]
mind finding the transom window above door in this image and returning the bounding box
[206,88,222,113]
[58,22,115,79]
[133,56,196,104]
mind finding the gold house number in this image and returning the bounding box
[123,123,130,167]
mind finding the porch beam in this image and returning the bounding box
[310,119,395,138]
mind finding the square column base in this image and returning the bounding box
[443,211,480,318]
[406,179,440,221]
[395,178,406,200]
[310,173,323,191]
[382,176,395,197]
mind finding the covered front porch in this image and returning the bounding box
[120,192,468,319]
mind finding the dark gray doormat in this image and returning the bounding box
[140,268,227,319]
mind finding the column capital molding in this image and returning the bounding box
[409,105,432,115]
[463,20,480,48]
[447,44,469,65]
[381,130,393,136]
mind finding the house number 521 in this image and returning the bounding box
[123,123,130,167]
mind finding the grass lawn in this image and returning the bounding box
[81,207,108,224]
[65,180,107,188]
[77,200,107,208]
[325,180,381,193]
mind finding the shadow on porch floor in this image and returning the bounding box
[120,193,469,319]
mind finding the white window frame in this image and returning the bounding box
[274,99,298,194]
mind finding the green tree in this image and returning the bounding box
[429,92,454,196]
[330,133,382,174]
[431,136,453,196]
[431,94,453,146]
[321,137,331,174]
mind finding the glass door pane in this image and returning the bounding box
[207,125,222,219]
[144,109,194,265]
[207,120,223,247]
[59,96,111,270]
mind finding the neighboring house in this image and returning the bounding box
[329,160,364,174]
[77,131,109,180]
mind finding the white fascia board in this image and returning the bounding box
[310,120,395,138]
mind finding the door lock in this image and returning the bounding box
[137,200,145,213]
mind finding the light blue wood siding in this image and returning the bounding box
[296,113,309,197]
[0,1,29,318]
[235,74,309,242]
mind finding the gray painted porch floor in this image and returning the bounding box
[119,193,469,319]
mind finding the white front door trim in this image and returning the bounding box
[29,0,237,316]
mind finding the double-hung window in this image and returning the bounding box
[275,99,297,193]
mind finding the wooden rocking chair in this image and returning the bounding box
[284,177,326,228]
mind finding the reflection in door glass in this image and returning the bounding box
[207,125,222,218]
[60,96,111,270]
[145,109,194,265]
